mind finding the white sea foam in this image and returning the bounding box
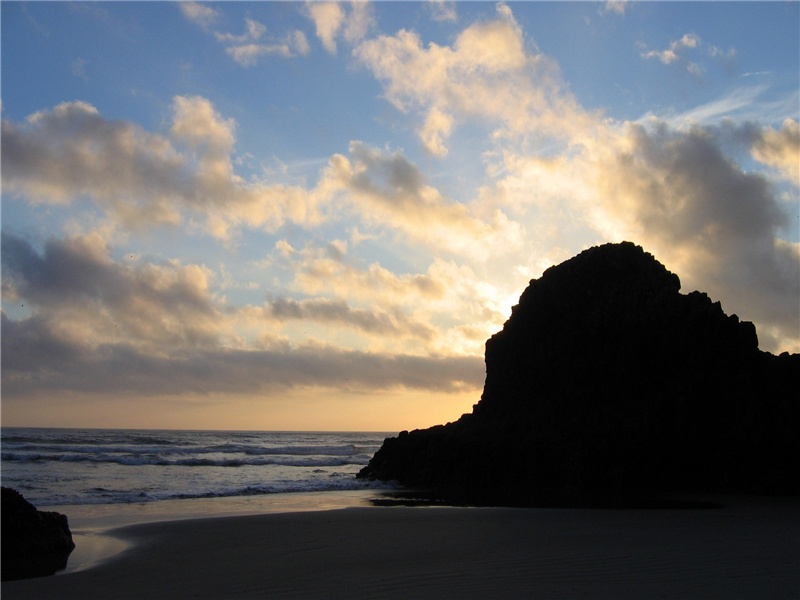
[1,428,395,506]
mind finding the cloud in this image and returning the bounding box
[1,313,484,398]
[0,230,486,399]
[181,6,308,65]
[355,3,593,156]
[218,19,310,66]
[214,18,267,44]
[320,141,523,258]
[603,1,628,16]
[641,33,699,65]
[665,85,770,126]
[71,57,88,81]
[306,2,344,54]
[260,297,437,342]
[585,120,799,350]
[226,32,310,66]
[2,96,528,254]
[0,230,484,396]
[1,100,187,227]
[749,118,800,183]
[429,1,457,22]
[4,1,797,417]
[1,232,222,350]
[271,238,446,305]
[268,238,514,355]
[342,2,374,46]
[178,1,219,30]
[640,33,736,79]
[477,108,798,353]
[170,95,236,169]
[305,1,373,54]
[1,97,325,239]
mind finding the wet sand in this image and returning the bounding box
[3,495,798,599]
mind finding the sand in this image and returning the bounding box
[3,495,799,599]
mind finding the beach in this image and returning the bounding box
[4,494,799,599]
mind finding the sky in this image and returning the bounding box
[1,1,798,432]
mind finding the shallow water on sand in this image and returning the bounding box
[51,489,385,574]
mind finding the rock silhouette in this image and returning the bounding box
[1,487,76,581]
[358,242,799,506]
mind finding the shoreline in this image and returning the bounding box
[45,489,387,574]
[4,493,799,599]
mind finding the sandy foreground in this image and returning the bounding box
[4,495,799,600]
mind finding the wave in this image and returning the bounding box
[1,432,181,447]
[28,479,398,506]
[0,428,393,508]
[2,442,366,457]
[1,451,371,468]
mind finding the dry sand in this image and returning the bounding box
[3,496,798,599]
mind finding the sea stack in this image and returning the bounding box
[358,242,800,506]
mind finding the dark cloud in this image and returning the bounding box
[625,122,787,243]
[1,313,484,397]
[266,297,436,341]
[1,232,220,348]
[1,231,482,398]
[1,99,324,239]
[1,103,190,227]
[347,141,426,200]
[1,311,85,374]
[326,142,523,257]
[597,121,799,348]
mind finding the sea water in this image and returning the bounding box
[1,427,396,507]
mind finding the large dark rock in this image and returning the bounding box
[1,487,76,581]
[358,242,800,506]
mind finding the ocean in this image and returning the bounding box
[0,428,396,508]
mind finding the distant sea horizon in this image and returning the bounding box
[1,427,397,508]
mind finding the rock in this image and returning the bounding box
[358,242,800,506]
[1,486,76,581]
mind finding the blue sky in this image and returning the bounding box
[2,1,798,431]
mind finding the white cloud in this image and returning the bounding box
[171,95,236,160]
[603,1,628,16]
[268,237,513,356]
[214,18,267,44]
[305,1,374,55]
[660,85,800,129]
[178,1,219,30]
[225,31,310,66]
[227,43,288,65]
[642,33,699,65]
[291,30,311,56]
[306,1,344,54]
[355,3,593,156]
[641,33,736,78]
[429,1,457,22]
[750,118,800,183]
[71,56,88,81]
[182,5,308,66]
[320,141,523,259]
[342,1,374,45]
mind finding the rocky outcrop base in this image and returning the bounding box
[1,487,76,581]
